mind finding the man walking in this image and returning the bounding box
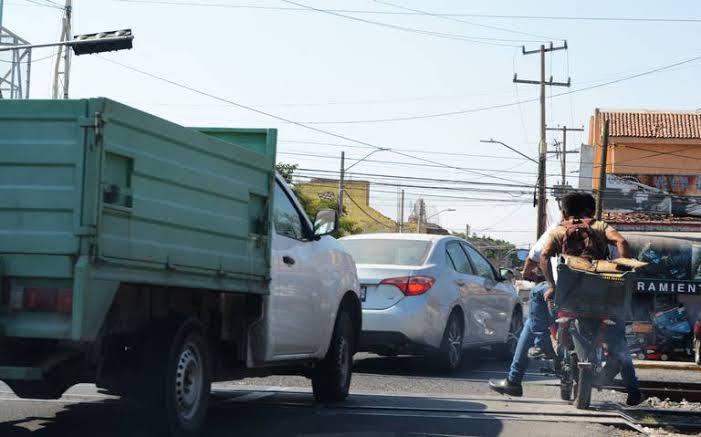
[489,193,643,406]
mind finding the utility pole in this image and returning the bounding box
[514,42,570,238]
[465,224,471,239]
[52,0,72,99]
[595,120,610,220]
[337,151,345,216]
[399,189,405,233]
[546,126,584,185]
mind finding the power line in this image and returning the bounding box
[276,0,519,47]
[110,1,701,23]
[374,0,559,42]
[299,54,701,124]
[96,55,528,187]
[343,190,396,230]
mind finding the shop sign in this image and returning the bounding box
[635,279,701,295]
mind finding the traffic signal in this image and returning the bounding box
[71,29,133,56]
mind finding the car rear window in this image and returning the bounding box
[340,239,432,266]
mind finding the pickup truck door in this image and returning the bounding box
[269,182,322,357]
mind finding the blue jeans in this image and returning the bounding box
[508,283,554,384]
[606,319,639,393]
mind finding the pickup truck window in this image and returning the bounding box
[273,183,305,240]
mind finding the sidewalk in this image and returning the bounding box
[633,360,701,372]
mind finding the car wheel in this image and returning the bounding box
[144,317,211,437]
[312,310,354,402]
[494,309,523,361]
[436,311,464,372]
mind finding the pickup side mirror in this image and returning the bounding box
[499,268,515,282]
[314,208,338,237]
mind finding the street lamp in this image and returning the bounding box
[0,29,134,54]
[426,208,456,221]
[480,139,537,164]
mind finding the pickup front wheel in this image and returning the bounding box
[312,311,354,402]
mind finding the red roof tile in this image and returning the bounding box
[598,111,701,139]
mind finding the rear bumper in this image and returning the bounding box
[361,294,443,350]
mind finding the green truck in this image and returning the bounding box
[0,98,362,435]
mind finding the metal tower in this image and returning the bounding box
[52,0,71,99]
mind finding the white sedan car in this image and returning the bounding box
[339,233,523,371]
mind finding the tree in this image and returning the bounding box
[275,162,362,236]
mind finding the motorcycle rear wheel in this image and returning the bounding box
[574,367,593,409]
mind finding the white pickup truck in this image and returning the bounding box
[0,99,362,436]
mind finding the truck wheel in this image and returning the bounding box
[312,310,354,402]
[145,317,211,437]
[436,311,464,372]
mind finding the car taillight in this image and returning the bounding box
[380,276,435,296]
[18,287,73,314]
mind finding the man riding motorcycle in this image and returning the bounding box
[489,192,644,406]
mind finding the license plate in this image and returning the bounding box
[360,286,367,302]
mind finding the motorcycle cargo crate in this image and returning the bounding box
[555,263,632,318]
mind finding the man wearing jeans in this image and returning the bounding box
[489,193,643,406]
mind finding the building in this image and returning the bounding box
[294,179,397,233]
[582,109,701,334]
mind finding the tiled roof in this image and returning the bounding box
[598,110,701,139]
[603,212,701,224]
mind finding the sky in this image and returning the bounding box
[5,0,701,248]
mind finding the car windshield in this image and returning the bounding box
[340,239,432,266]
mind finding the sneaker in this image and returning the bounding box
[626,390,645,406]
[528,346,556,360]
[488,378,523,397]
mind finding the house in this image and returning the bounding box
[581,109,701,328]
[294,179,397,233]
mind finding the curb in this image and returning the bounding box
[633,360,701,372]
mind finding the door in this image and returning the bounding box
[462,243,512,342]
[269,182,322,357]
[444,241,479,344]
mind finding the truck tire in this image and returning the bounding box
[574,366,593,409]
[436,311,464,372]
[144,317,211,437]
[312,310,354,402]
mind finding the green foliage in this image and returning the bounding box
[452,232,518,265]
[275,163,298,184]
[276,162,361,237]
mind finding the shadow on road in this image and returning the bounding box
[353,349,556,383]
[0,393,504,437]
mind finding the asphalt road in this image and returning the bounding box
[0,350,660,437]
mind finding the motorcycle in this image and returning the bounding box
[553,258,639,409]
[554,309,622,409]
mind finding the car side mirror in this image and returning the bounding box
[499,268,515,282]
[314,208,338,237]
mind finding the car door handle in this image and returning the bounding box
[456,280,466,286]
[282,256,296,266]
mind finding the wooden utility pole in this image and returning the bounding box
[595,120,610,220]
[338,151,345,215]
[399,189,405,233]
[546,126,584,185]
[514,42,570,238]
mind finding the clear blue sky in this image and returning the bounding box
[6,0,701,247]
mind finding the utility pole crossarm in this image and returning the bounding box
[522,40,568,55]
[513,74,571,87]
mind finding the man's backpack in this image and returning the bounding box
[561,218,607,260]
